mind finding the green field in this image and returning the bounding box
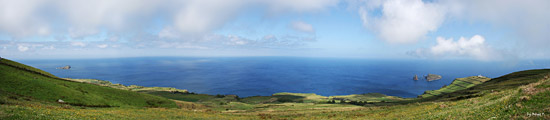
[0,58,177,108]
[63,78,189,93]
[419,76,491,98]
[1,58,549,119]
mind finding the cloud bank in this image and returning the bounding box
[1,0,549,60]
[356,0,550,45]
[290,21,315,33]
[443,0,550,48]
[0,0,337,39]
[350,0,549,60]
[354,0,549,46]
[408,35,514,61]
[0,0,338,58]
[356,0,446,43]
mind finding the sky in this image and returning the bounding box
[0,0,549,61]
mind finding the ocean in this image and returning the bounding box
[18,57,550,98]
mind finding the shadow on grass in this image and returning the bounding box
[272,95,305,103]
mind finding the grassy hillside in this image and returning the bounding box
[1,57,549,119]
[419,76,491,98]
[0,58,58,79]
[63,78,188,93]
[0,58,177,108]
[415,69,550,103]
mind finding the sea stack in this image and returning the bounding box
[413,75,418,80]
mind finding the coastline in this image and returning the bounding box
[62,76,491,103]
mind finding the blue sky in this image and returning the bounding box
[0,0,549,61]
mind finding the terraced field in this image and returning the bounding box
[419,76,491,98]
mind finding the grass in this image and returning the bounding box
[414,69,550,103]
[3,81,549,119]
[330,93,406,103]
[1,57,549,119]
[0,58,58,79]
[147,91,215,102]
[419,76,491,98]
[0,58,177,108]
[63,78,188,93]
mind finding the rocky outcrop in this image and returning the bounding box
[57,65,71,69]
[57,99,65,103]
[425,74,442,81]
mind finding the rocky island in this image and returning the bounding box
[425,74,442,81]
[57,65,71,69]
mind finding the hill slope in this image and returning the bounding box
[419,76,491,98]
[0,58,177,108]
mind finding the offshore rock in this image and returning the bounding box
[425,74,442,81]
[57,65,71,69]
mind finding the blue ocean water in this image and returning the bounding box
[18,57,550,98]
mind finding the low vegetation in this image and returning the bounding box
[0,58,177,108]
[1,58,549,119]
[419,76,491,98]
[63,78,188,93]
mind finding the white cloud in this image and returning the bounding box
[409,35,513,61]
[170,0,336,36]
[441,0,550,48]
[350,0,549,59]
[70,42,86,47]
[227,35,248,45]
[105,35,119,42]
[358,6,369,26]
[17,45,29,52]
[353,0,550,47]
[358,0,446,44]
[290,21,315,33]
[0,0,333,60]
[97,44,108,48]
[60,0,160,38]
[42,45,55,50]
[265,0,339,14]
[172,0,248,35]
[431,35,486,56]
[0,0,50,38]
[0,0,337,40]
[158,27,181,39]
[14,43,46,52]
